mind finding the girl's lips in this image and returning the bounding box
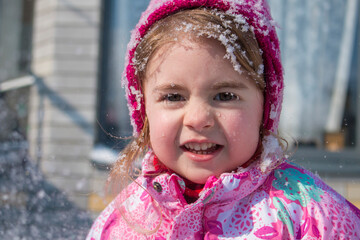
[180,143,223,162]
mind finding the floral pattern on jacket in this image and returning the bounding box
[87,148,360,240]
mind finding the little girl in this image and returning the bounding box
[87,0,360,239]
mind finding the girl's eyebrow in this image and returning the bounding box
[211,80,249,90]
[152,83,186,93]
[152,81,248,93]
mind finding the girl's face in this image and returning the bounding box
[144,39,264,184]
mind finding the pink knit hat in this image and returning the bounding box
[122,0,283,136]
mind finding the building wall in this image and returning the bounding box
[28,0,102,208]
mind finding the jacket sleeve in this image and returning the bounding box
[86,197,118,240]
[268,164,360,239]
[315,188,360,239]
[85,176,150,240]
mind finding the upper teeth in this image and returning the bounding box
[184,143,216,151]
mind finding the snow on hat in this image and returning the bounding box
[122,0,283,136]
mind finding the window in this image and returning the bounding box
[269,0,360,176]
[93,0,149,167]
[0,0,33,81]
[0,0,34,140]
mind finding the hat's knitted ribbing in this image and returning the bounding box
[122,0,283,136]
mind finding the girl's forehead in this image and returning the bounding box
[145,39,227,74]
[151,37,228,63]
[144,39,258,90]
[142,25,264,87]
[152,34,225,58]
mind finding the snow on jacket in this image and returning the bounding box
[87,140,360,239]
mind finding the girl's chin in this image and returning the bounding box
[181,173,216,184]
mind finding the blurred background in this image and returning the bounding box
[0,0,359,239]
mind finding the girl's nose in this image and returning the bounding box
[183,102,214,131]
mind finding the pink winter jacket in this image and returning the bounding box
[87,140,360,239]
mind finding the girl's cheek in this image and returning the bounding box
[225,112,243,126]
[151,112,179,139]
[227,114,245,141]
[225,111,260,142]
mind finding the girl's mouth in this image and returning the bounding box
[181,142,222,155]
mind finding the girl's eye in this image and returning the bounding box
[162,93,185,102]
[214,92,239,101]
